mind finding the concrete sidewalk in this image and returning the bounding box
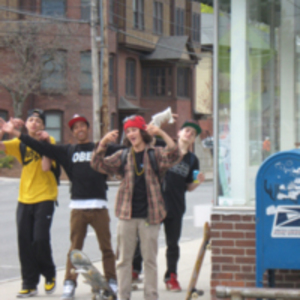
[0,239,211,300]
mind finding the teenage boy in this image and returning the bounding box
[0,110,57,298]
[1,114,117,300]
[90,115,182,300]
[132,120,205,292]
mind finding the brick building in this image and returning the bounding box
[0,0,203,143]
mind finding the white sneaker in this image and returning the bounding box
[108,278,118,294]
[61,280,76,300]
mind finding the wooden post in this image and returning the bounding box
[91,0,101,141]
[101,0,109,137]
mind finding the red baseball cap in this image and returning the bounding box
[68,114,90,129]
[123,115,147,131]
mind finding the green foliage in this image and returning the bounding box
[0,151,14,169]
[201,3,214,14]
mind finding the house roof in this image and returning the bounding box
[142,36,193,61]
[118,97,148,111]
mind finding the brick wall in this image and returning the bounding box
[210,211,300,299]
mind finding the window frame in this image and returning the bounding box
[41,0,66,16]
[44,110,63,143]
[177,67,190,98]
[175,7,185,36]
[192,12,200,43]
[126,58,136,97]
[153,1,163,35]
[133,0,144,30]
[79,51,92,93]
[41,50,67,93]
[142,66,172,98]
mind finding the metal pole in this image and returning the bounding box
[91,0,101,141]
[99,0,103,108]
[213,0,219,205]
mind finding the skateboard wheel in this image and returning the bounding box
[88,269,94,276]
[132,284,138,291]
[70,268,76,274]
[74,253,82,259]
[191,292,199,298]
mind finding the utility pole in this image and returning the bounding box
[100,0,109,137]
[91,0,101,141]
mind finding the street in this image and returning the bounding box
[0,179,212,283]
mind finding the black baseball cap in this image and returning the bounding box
[68,114,90,130]
[27,109,45,124]
[181,120,202,135]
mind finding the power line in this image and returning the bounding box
[0,5,89,24]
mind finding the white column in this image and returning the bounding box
[230,0,248,205]
[280,0,295,150]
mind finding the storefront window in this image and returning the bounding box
[216,0,298,206]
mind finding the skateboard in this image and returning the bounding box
[184,222,211,300]
[70,249,116,300]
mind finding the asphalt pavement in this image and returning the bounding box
[0,176,212,300]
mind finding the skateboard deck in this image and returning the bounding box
[184,222,211,300]
[70,249,116,300]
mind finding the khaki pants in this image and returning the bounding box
[116,219,160,300]
[64,209,116,283]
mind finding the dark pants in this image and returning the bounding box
[17,201,56,289]
[64,209,116,283]
[132,215,183,279]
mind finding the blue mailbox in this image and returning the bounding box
[256,149,300,287]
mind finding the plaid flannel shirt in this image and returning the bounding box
[91,143,182,224]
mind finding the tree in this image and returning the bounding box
[0,22,71,117]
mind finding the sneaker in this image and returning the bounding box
[108,278,118,294]
[45,277,56,294]
[165,273,181,292]
[17,288,38,298]
[61,280,76,300]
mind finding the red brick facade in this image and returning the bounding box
[0,0,202,143]
[210,211,300,299]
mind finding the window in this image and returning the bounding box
[81,0,90,20]
[175,8,184,36]
[109,0,115,25]
[177,67,189,97]
[41,51,67,92]
[126,59,136,96]
[41,0,65,16]
[133,0,144,30]
[80,51,92,92]
[142,67,172,97]
[192,13,200,43]
[109,55,115,93]
[153,1,163,35]
[20,0,36,12]
[45,111,62,143]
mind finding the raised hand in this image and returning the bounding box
[36,130,50,142]
[2,119,14,134]
[96,130,119,152]
[103,130,119,144]
[146,123,161,137]
[11,118,24,129]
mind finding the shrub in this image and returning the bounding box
[0,151,14,169]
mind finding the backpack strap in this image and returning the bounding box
[119,148,129,177]
[19,142,26,164]
[147,148,159,178]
